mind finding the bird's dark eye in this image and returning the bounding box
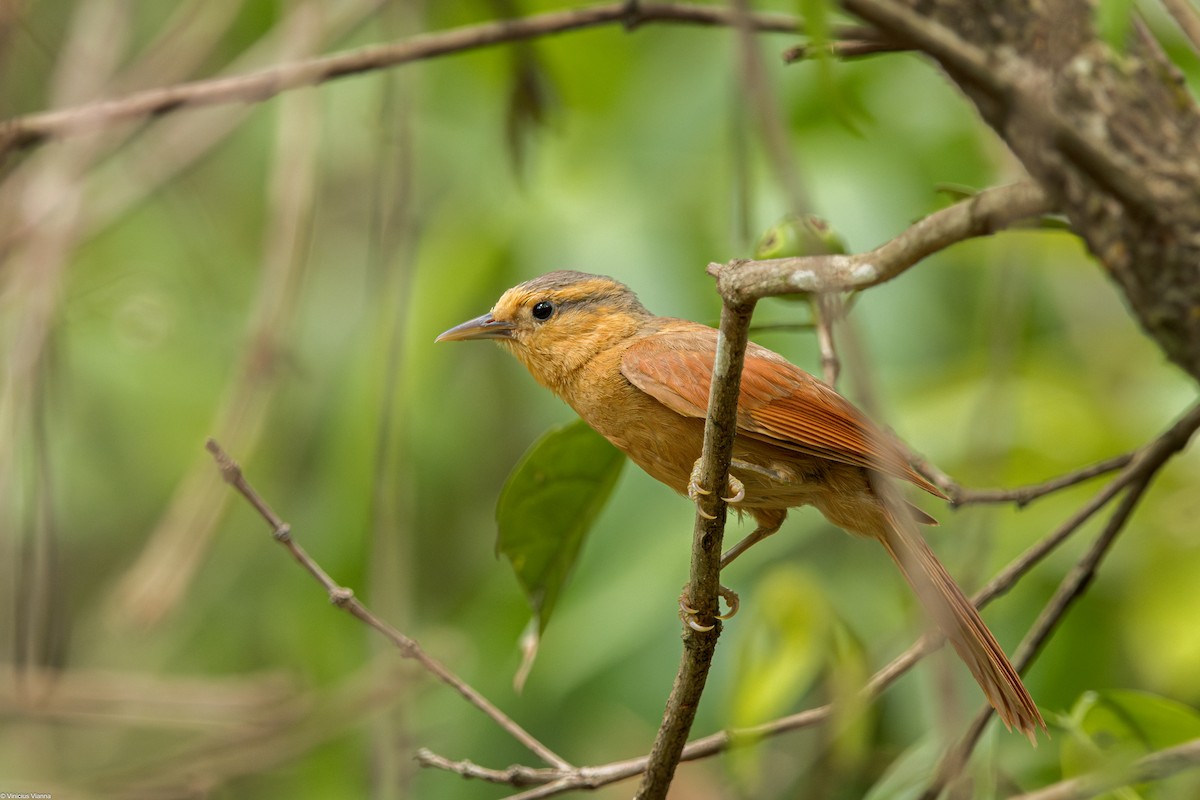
[531,301,555,321]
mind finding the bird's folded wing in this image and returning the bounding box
[620,324,944,498]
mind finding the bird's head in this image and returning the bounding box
[436,270,651,393]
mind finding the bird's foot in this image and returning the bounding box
[678,584,741,631]
[687,459,746,519]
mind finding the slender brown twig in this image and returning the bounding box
[414,749,564,787]
[203,438,573,773]
[417,633,939,797]
[915,452,1135,508]
[635,291,758,800]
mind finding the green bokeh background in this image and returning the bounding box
[3,1,1199,798]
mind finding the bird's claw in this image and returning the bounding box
[687,459,746,516]
[717,585,740,619]
[687,468,718,518]
[678,584,741,630]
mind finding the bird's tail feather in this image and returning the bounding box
[878,512,1045,744]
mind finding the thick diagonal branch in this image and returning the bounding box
[836,0,1200,382]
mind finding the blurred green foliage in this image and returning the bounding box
[1060,690,1200,799]
[2,1,1199,799]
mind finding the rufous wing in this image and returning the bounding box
[620,322,944,498]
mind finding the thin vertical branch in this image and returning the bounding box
[635,288,757,799]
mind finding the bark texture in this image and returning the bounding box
[849,0,1200,382]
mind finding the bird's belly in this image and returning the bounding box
[576,397,830,510]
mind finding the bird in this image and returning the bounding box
[436,269,1045,742]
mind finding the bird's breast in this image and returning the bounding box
[569,377,705,494]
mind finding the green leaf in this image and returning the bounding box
[495,418,625,637]
[1060,690,1200,799]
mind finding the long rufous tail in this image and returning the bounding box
[878,512,1046,743]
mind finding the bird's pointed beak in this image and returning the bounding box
[435,312,516,342]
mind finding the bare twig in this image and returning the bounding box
[0,2,814,165]
[1007,735,1200,800]
[1006,400,1200,622]
[203,438,573,772]
[915,452,1135,508]
[635,293,758,799]
[414,749,563,787]
[709,181,1056,304]
[813,293,842,386]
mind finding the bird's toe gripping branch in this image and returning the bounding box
[687,458,746,519]
[678,584,741,631]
